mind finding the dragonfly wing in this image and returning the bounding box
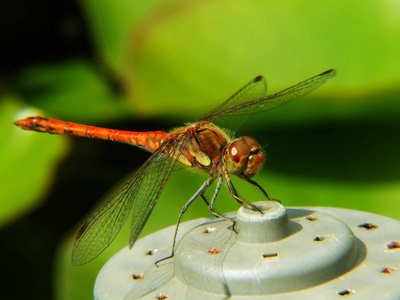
[71,174,138,265]
[128,133,190,248]
[198,75,267,132]
[200,75,267,120]
[71,133,188,265]
[203,69,336,129]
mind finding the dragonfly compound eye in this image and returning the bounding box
[245,148,265,178]
[226,139,251,175]
[240,136,265,178]
[229,140,250,163]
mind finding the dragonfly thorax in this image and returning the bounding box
[224,136,265,179]
[173,123,230,172]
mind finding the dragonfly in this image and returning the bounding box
[14,69,336,265]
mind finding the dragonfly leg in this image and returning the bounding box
[223,167,263,214]
[244,177,281,203]
[155,176,216,266]
[200,194,210,206]
[209,176,237,233]
[205,176,235,223]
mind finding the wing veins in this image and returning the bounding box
[71,133,190,265]
[204,69,336,123]
[128,132,191,247]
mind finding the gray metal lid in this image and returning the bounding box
[95,202,400,299]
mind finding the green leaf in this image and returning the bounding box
[119,0,400,119]
[78,0,400,122]
[0,97,68,227]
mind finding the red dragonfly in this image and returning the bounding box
[14,69,336,265]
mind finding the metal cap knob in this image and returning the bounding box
[236,201,292,243]
[174,201,358,295]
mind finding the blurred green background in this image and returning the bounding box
[1,0,400,299]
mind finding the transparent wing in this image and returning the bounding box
[199,69,336,131]
[128,133,190,248]
[200,75,267,121]
[71,133,189,265]
[198,75,267,132]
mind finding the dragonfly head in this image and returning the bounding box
[225,136,265,178]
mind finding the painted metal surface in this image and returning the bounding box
[95,201,400,299]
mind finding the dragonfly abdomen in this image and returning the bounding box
[14,116,168,151]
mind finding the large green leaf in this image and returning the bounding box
[79,0,399,119]
[0,98,68,227]
[123,0,400,118]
